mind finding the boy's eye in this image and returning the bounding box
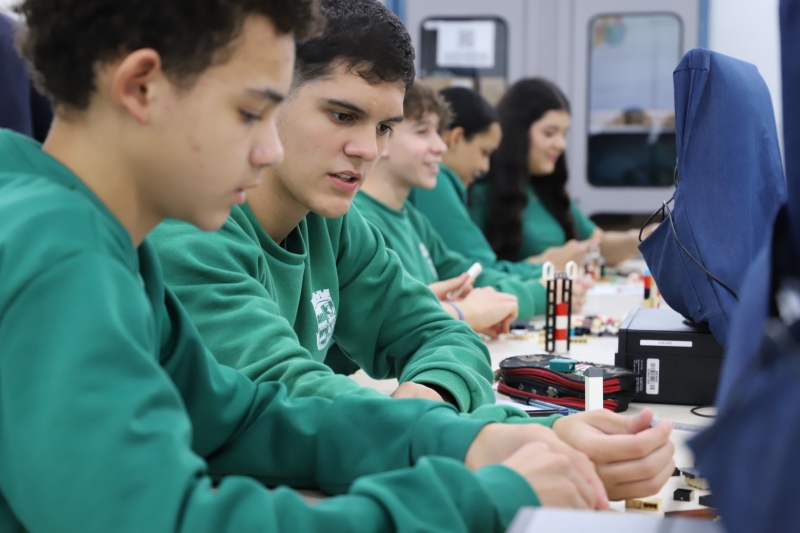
[378,124,394,135]
[239,110,262,123]
[332,112,354,123]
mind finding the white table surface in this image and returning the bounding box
[349,275,715,516]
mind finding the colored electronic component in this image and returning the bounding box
[673,488,693,502]
[549,358,576,372]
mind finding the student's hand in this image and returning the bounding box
[551,409,675,501]
[528,240,590,271]
[466,423,608,509]
[571,277,590,312]
[500,443,598,509]
[429,273,472,301]
[458,287,519,338]
[390,381,445,402]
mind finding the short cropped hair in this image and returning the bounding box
[293,0,415,90]
[404,83,453,132]
[440,87,499,140]
[15,0,323,110]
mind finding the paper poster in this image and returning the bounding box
[425,20,496,69]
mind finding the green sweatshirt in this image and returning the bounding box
[354,192,546,319]
[150,201,496,412]
[0,128,540,533]
[469,180,597,260]
[409,164,544,278]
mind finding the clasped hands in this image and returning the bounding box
[464,408,675,509]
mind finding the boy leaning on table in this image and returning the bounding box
[0,0,674,531]
[142,0,674,503]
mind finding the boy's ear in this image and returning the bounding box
[110,49,165,124]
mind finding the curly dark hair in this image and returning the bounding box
[483,78,573,261]
[294,0,415,90]
[15,0,323,110]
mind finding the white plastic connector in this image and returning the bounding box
[585,367,604,412]
[450,262,483,299]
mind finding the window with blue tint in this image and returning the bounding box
[587,14,682,187]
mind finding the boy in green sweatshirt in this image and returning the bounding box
[357,83,549,324]
[0,0,657,530]
[150,0,499,411]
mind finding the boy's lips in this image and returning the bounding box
[233,180,261,205]
[328,172,361,192]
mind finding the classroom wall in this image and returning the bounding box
[709,0,783,141]
[1,0,783,137]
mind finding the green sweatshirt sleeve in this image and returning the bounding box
[331,208,496,412]
[410,170,545,279]
[571,201,598,240]
[0,247,538,532]
[409,206,546,319]
[151,218,385,401]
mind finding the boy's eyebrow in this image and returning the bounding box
[326,98,404,123]
[247,88,286,104]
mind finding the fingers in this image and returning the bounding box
[502,442,598,510]
[598,440,675,490]
[573,409,654,436]
[602,454,676,501]
[544,436,609,510]
[626,409,654,434]
[429,274,470,300]
[584,419,674,464]
[568,454,608,509]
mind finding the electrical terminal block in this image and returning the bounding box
[681,467,710,490]
[625,498,662,512]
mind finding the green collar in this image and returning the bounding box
[438,164,468,204]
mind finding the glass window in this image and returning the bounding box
[419,17,508,105]
[587,14,682,187]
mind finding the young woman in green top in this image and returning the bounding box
[471,78,657,267]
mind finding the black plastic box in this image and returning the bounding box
[615,308,724,405]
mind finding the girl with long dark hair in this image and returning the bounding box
[470,78,656,267]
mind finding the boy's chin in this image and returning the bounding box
[184,209,233,233]
[311,197,355,219]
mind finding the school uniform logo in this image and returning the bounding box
[419,243,439,279]
[311,289,337,350]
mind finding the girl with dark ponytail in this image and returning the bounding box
[470,78,656,267]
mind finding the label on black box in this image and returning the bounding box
[640,339,693,348]
[646,358,660,395]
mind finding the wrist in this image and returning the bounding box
[443,300,465,321]
[422,383,458,407]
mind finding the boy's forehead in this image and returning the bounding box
[416,112,441,125]
[205,16,295,91]
[299,66,405,119]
